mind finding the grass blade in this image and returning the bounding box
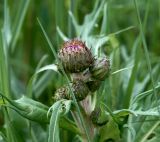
[123,46,140,108]
[133,0,158,111]
[112,65,134,75]
[37,18,58,61]
[10,0,30,52]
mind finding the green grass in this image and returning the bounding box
[0,0,160,142]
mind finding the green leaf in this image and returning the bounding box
[100,3,108,34]
[57,26,69,41]
[48,100,73,142]
[35,64,58,74]
[101,102,120,124]
[59,117,81,135]
[33,71,55,98]
[100,118,120,142]
[81,0,105,38]
[68,11,80,35]
[1,92,81,135]
[48,101,61,142]
[131,83,160,107]
[0,93,49,123]
[113,109,137,117]
[114,109,160,117]
[103,108,160,119]
[134,116,160,142]
[31,55,57,98]
[26,63,58,97]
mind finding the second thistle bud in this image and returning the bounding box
[86,80,102,92]
[90,107,108,126]
[89,57,110,80]
[54,80,89,101]
[58,39,94,73]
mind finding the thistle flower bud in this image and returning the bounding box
[86,80,102,92]
[58,39,94,73]
[54,80,89,101]
[90,57,110,80]
[90,107,108,126]
[90,107,101,125]
[54,86,69,101]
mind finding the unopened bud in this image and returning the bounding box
[90,107,108,126]
[54,80,89,101]
[90,57,110,80]
[86,80,102,92]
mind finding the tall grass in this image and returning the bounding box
[0,0,160,142]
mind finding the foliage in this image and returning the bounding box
[0,0,160,142]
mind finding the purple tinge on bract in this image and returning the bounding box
[58,39,94,73]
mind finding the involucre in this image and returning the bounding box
[58,39,94,73]
[54,80,89,101]
[90,57,110,80]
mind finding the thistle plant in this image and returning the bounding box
[53,38,111,141]
[0,0,160,142]
[56,39,110,99]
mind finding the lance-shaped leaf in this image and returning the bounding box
[0,93,49,123]
[48,100,72,142]
[0,93,80,135]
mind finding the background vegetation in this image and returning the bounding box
[0,0,160,142]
